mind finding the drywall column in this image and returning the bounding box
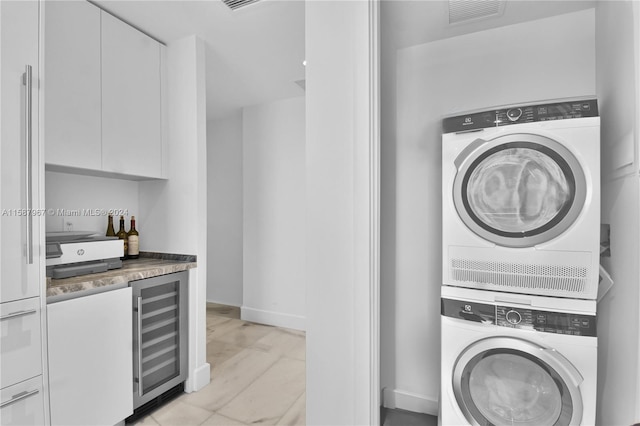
[139,35,210,392]
[595,1,640,423]
[207,112,243,307]
[305,1,380,424]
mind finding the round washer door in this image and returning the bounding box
[452,337,583,426]
[453,133,586,248]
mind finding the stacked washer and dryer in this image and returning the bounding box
[440,99,600,425]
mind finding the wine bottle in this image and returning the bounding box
[106,214,116,237]
[116,215,128,260]
[127,216,139,259]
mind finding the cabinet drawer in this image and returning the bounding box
[0,376,44,426]
[0,298,42,388]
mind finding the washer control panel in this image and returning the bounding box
[442,298,597,337]
[442,98,599,133]
[497,305,596,337]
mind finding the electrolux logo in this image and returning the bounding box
[463,117,473,126]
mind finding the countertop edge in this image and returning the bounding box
[46,259,197,301]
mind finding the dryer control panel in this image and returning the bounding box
[441,298,597,337]
[442,98,599,133]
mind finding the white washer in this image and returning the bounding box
[440,286,597,426]
[442,98,600,299]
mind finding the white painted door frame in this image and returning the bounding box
[305,0,380,424]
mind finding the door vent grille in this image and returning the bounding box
[449,0,505,25]
[450,258,588,295]
[222,0,261,11]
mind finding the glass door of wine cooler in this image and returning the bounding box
[131,271,188,409]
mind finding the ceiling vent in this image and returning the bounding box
[222,0,261,11]
[448,0,505,25]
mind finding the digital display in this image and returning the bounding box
[544,314,570,328]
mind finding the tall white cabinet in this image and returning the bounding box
[0,1,46,425]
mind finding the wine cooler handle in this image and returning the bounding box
[137,296,144,397]
[23,65,33,265]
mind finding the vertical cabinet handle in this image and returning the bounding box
[136,296,144,397]
[23,65,33,265]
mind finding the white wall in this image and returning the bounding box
[306,1,380,424]
[206,111,243,306]
[242,96,306,330]
[45,171,139,234]
[381,9,596,414]
[596,1,640,424]
[139,35,210,392]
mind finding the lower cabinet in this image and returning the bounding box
[47,287,133,426]
[0,376,44,426]
[0,297,45,426]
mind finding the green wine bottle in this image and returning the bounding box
[106,214,116,237]
[127,216,139,259]
[116,215,128,260]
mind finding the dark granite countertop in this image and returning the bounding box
[46,253,197,300]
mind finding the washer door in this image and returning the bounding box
[453,134,586,248]
[453,337,583,426]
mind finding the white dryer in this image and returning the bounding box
[440,286,597,426]
[442,99,600,299]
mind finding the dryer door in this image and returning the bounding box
[452,337,583,426]
[453,134,586,248]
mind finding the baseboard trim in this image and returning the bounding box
[241,306,306,331]
[206,299,241,307]
[185,362,211,393]
[382,388,439,416]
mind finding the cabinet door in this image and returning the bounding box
[101,11,162,178]
[0,0,42,303]
[44,0,101,170]
[48,288,133,426]
[0,376,44,426]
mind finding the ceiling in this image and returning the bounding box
[92,0,306,120]
[382,0,596,50]
[91,0,595,121]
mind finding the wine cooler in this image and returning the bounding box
[130,271,188,412]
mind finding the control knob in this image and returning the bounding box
[506,310,522,325]
[507,108,523,122]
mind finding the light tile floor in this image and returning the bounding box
[132,304,306,426]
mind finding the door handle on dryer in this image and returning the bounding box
[454,138,488,169]
[541,348,584,387]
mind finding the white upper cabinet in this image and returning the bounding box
[44,0,101,171]
[43,1,165,180]
[101,11,163,179]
